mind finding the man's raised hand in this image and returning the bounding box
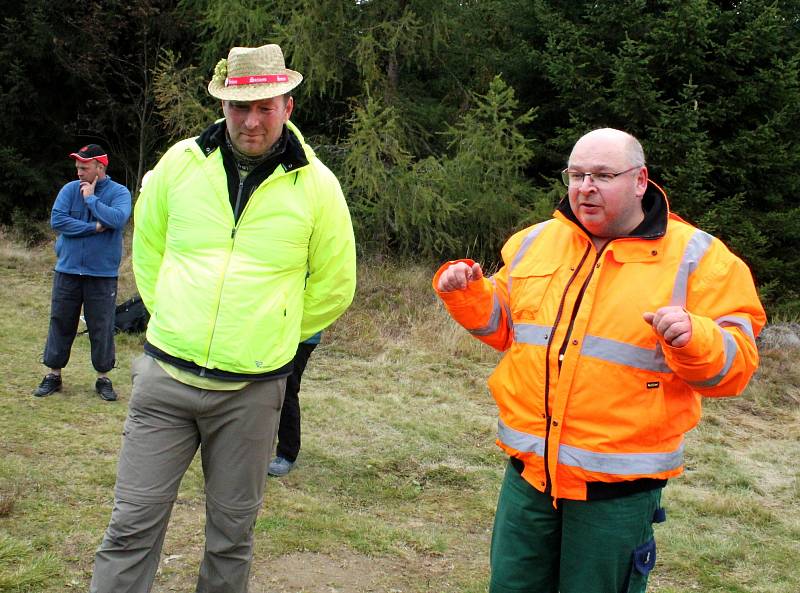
[437,262,484,292]
[81,175,98,199]
[643,306,692,348]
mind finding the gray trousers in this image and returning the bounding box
[90,355,285,593]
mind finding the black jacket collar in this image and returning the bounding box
[556,181,669,242]
[195,120,309,172]
[195,121,310,223]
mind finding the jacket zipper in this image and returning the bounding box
[199,158,303,371]
[233,179,245,224]
[202,179,245,372]
[542,243,592,495]
[556,244,607,372]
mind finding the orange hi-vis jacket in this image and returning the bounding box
[434,183,766,501]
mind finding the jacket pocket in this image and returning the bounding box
[509,259,560,320]
[233,289,290,372]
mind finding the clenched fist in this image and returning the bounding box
[437,262,484,292]
[643,306,692,348]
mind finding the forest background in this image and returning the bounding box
[2,0,800,315]
[2,2,800,592]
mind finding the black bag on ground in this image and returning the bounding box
[114,294,150,334]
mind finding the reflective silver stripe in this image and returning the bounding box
[509,220,553,273]
[502,300,513,339]
[581,335,672,373]
[497,420,685,475]
[502,297,512,319]
[690,330,738,388]
[482,277,514,339]
[497,419,545,455]
[508,220,553,296]
[716,315,756,344]
[469,294,503,336]
[515,328,672,373]
[671,230,714,307]
[513,323,552,346]
[558,441,685,475]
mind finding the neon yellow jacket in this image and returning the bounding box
[133,121,356,375]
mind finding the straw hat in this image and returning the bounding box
[208,44,303,101]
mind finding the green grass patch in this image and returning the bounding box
[1,233,798,592]
[0,534,62,592]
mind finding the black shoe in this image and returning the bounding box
[95,377,117,402]
[33,373,62,397]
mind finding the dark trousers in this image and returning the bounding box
[43,271,117,374]
[275,342,317,462]
[489,461,662,593]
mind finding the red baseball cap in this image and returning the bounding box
[69,144,109,167]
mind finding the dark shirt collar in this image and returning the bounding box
[225,128,289,177]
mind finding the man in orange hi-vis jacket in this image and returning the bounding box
[433,128,765,593]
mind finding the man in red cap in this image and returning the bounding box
[34,144,131,401]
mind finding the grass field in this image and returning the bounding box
[0,228,798,593]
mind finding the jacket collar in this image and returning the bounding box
[195,120,309,171]
[556,180,669,242]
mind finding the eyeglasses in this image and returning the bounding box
[561,165,641,187]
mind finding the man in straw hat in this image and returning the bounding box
[90,44,356,592]
[34,144,131,402]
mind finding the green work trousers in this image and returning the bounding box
[490,461,663,593]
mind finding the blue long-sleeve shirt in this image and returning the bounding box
[51,175,132,277]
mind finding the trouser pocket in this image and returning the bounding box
[626,537,656,593]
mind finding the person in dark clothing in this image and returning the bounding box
[34,144,131,401]
[268,333,320,476]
